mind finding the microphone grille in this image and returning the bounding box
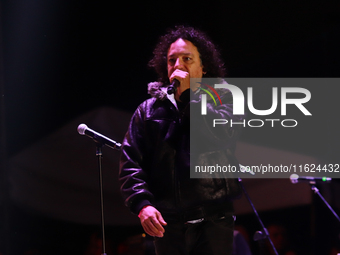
[77,124,87,135]
[290,174,299,184]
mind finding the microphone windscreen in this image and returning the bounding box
[77,124,87,135]
[290,174,298,184]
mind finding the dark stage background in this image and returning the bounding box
[1,1,340,255]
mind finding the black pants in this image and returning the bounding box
[153,214,234,255]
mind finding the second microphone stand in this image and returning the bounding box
[309,181,340,224]
[238,178,279,255]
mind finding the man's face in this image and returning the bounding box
[167,38,204,81]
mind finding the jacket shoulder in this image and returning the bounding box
[135,97,178,121]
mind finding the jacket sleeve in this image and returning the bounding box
[119,104,154,214]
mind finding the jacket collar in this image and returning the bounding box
[148,81,178,109]
[147,79,230,108]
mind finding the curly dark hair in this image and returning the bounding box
[148,25,226,84]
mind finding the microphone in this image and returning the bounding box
[77,124,121,150]
[167,79,179,95]
[290,174,331,184]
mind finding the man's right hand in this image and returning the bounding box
[138,205,167,237]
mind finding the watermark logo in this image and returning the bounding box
[199,80,312,128]
[190,78,339,179]
[197,83,222,115]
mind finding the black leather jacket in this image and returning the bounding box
[119,81,243,219]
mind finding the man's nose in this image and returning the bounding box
[174,58,183,68]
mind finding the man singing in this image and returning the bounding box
[119,25,243,255]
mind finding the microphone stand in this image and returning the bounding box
[96,143,107,255]
[309,182,340,223]
[238,178,279,255]
[78,124,122,255]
